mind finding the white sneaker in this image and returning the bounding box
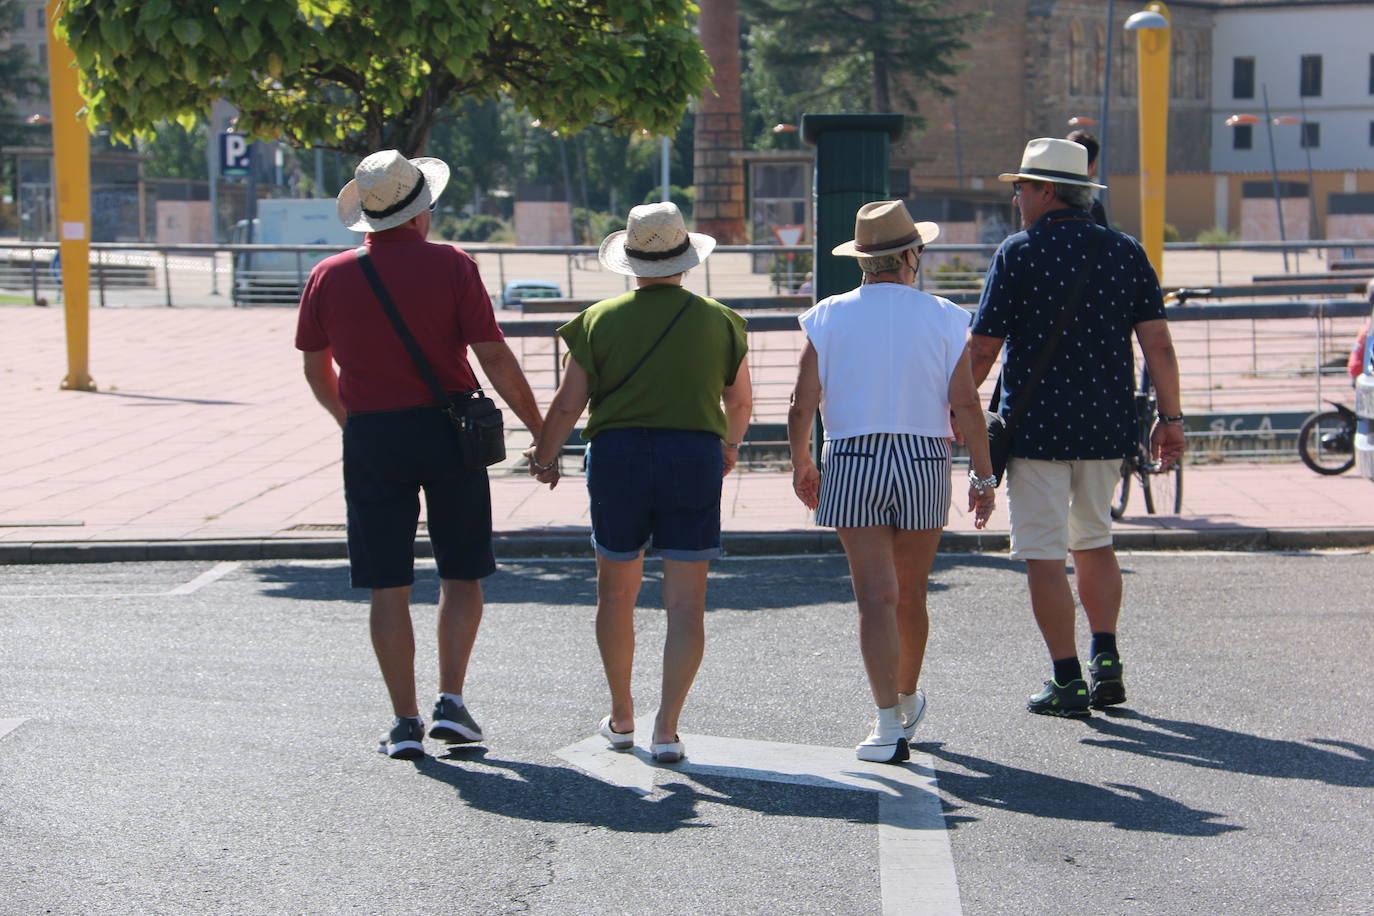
[855,706,910,764]
[898,689,927,740]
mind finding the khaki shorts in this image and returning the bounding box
[1006,458,1120,560]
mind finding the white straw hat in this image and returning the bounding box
[336,149,450,232]
[999,137,1106,189]
[830,200,940,258]
[598,202,716,278]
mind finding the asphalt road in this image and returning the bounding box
[2,551,1371,915]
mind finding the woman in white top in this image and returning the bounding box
[788,200,996,764]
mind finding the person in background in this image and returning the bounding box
[788,200,996,764]
[1347,278,1373,383]
[297,150,545,760]
[526,202,752,764]
[1066,129,1109,228]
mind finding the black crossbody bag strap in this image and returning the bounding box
[992,226,1108,434]
[354,247,463,408]
[597,288,697,403]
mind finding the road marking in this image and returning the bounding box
[556,726,962,916]
[0,561,241,600]
[168,561,241,595]
[0,718,26,741]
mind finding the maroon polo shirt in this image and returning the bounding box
[295,226,503,412]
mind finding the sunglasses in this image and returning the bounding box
[428,198,440,211]
[1012,180,1042,196]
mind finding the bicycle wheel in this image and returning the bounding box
[1143,460,1184,515]
[1297,410,1355,475]
[1110,459,1132,520]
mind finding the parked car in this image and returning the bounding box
[500,280,563,310]
[1356,303,1374,482]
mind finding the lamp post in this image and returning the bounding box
[1126,3,1170,280]
[1272,114,1319,240]
[1225,107,1288,272]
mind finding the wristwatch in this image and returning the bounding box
[968,470,998,491]
[1159,413,1185,425]
[725,441,743,449]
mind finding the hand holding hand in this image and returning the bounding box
[967,484,996,530]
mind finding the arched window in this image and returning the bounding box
[1194,33,1210,99]
[1094,25,1106,93]
[1069,20,1083,96]
[1118,30,1136,98]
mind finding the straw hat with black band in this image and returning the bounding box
[337,149,450,233]
[598,202,716,278]
[999,137,1107,190]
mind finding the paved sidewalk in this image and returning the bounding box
[3,305,1373,562]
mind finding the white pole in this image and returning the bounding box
[661,136,671,202]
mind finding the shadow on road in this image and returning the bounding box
[1081,709,1374,787]
[921,740,1241,836]
[412,747,863,834]
[250,553,1021,610]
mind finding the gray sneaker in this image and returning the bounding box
[379,717,425,760]
[429,697,483,744]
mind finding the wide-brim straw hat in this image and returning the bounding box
[337,149,450,233]
[830,200,940,258]
[999,137,1106,189]
[598,202,716,278]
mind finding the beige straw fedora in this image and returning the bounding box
[337,149,450,233]
[830,200,940,258]
[999,137,1106,189]
[598,202,716,278]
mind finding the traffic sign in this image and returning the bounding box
[773,224,804,246]
[220,133,251,177]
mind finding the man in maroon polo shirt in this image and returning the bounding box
[296,150,545,760]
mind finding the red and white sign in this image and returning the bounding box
[772,224,804,247]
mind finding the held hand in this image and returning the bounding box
[536,465,561,490]
[792,461,820,510]
[1150,422,1186,468]
[522,445,541,478]
[722,444,739,477]
[967,485,996,530]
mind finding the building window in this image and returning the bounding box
[1368,121,1373,146]
[1233,57,1255,99]
[34,5,43,29]
[37,42,46,68]
[1233,124,1253,150]
[1301,122,1320,148]
[1300,55,1322,97]
[1369,54,1373,94]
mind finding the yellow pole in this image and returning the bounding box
[46,0,95,391]
[1133,1,1171,280]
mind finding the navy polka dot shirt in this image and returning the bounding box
[971,208,1166,460]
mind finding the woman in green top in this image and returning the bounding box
[527,202,752,763]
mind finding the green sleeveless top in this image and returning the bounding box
[558,283,748,440]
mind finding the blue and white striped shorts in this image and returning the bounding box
[816,433,952,530]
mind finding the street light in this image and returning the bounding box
[1226,97,1290,272]
[1066,116,1096,126]
[1126,2,1171,279]
[1273,115,1319,240]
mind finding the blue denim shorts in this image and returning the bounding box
[585,427,724,561]
[342,406,496,589]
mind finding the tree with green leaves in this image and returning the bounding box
[56,0,712,155]
[741,0,984,133]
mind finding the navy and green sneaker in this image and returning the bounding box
[1027,678,1092,717]
[1088,652,1126,708]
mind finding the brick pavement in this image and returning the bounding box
[2,305,1372,560]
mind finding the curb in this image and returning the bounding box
[1,527,1372,565]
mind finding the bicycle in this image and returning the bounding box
[1110,364,1183,519]
[1296,401,1357,475]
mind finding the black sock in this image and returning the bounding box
[1053,657,1083,685]
[1090,633,1118,659]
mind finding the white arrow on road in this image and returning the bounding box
[556,728,962,915]
[0,718,27,741]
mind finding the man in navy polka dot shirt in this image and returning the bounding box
[969,138,1185,719]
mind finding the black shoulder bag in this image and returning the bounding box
[354,248,506,469]
[984,225,1108,485]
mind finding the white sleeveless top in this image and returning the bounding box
[799,284,971,441]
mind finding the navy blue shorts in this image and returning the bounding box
[342,407,496,589]
[586,428,723,562]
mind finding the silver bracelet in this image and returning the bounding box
[968,471,998,491]
[725,441,742,449]
[530,455,558,472]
